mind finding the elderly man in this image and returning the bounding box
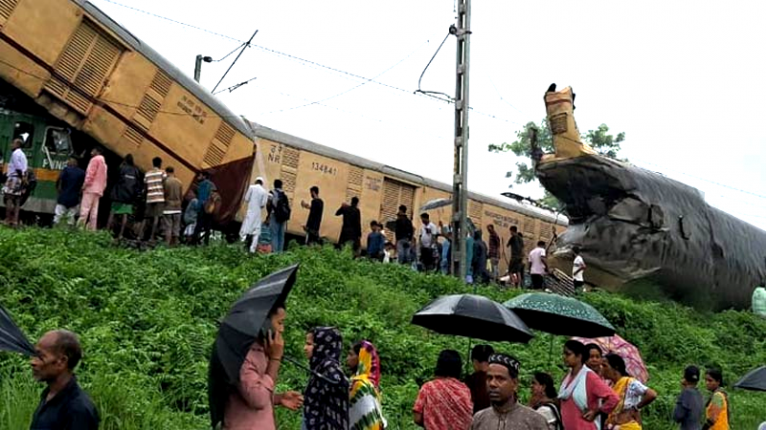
[471,353,548,430]
[240,177,269,253]
[30,330,99,429]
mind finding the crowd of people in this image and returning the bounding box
[25,305,739,430]
[2,146,222,246]
[3,147,581,289]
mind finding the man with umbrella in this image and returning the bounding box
[210,266,304,430]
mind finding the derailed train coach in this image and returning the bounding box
[246,122,568,277]
[0,0,256,225]
[536,84,765,310]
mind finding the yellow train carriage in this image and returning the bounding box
[0,0,255,221]
[248,123,567,274]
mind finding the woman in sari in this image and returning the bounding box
[347,341,387,430]
[559,340,619,430]
[703,367,730,430]
[303,327,350,430]
[602,354,657,430]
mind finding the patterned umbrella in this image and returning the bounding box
[503,292,616,338]
[571,334,649,383]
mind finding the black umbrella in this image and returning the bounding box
[208,264,299,429]
[0,303,35,356]
[734,366,766,392]
[411,294,534,343]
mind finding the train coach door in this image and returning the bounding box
[0,112,40,170]
[380,178,416,242]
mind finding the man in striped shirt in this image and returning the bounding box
[142,157,166,242]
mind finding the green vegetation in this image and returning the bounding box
[0,228,764,429]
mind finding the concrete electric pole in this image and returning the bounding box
[451,0,471,281]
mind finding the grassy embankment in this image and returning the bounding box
[0,228,764,429]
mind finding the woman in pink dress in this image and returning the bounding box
[222,305,303,430]
[559,340,619,430]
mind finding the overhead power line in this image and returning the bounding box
[264,39,431,114]
[99,0,243,42]
[95,0,522,124]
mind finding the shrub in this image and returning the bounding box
[0,228,764,429]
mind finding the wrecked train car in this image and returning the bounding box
[536,85,764,310]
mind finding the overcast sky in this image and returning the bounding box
[90,0,766,229]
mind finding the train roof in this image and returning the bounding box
[246,121,568,226]
[77,1,253,138]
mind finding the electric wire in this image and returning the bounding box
[415,30,453,101]
[95,0,522,124]
[260,39,431,115]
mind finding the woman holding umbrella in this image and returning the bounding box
[219,305,304,430]
[302,327,349,430]
[559,340,619,430]
[602,354,657,430]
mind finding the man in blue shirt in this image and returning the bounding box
[366,220,385,261]
[30,330,99,430]
[673,365,704,430]
[54,157,85,226]
[192,172,217,246]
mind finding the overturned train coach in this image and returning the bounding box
[537,85,765,310]
[0,0,256,226]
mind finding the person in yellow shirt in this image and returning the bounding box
[703,368,729,430]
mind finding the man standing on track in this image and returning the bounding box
[54,157,85,227]
[418,213,439,272]
[78,147,107,232]
[240,177,269,253]
[2,138,27,227]
[162,167,183,246]
[141,157,166,242]
[487,224,501,282]
[300,185,323,246]
[395,205,414,265]
[268,179,290,253]
[528,241,548,290]
[572,246,587,292]
[507,226,525,287]
[193,172,217,246]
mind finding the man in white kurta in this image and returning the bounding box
[240,177,269,253]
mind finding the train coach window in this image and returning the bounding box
[12,122,34,148]
[44,128,72,154]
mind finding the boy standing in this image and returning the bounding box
[572,246,587,292]
[366,221,385,261]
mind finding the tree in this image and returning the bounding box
[488,119,626,210]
